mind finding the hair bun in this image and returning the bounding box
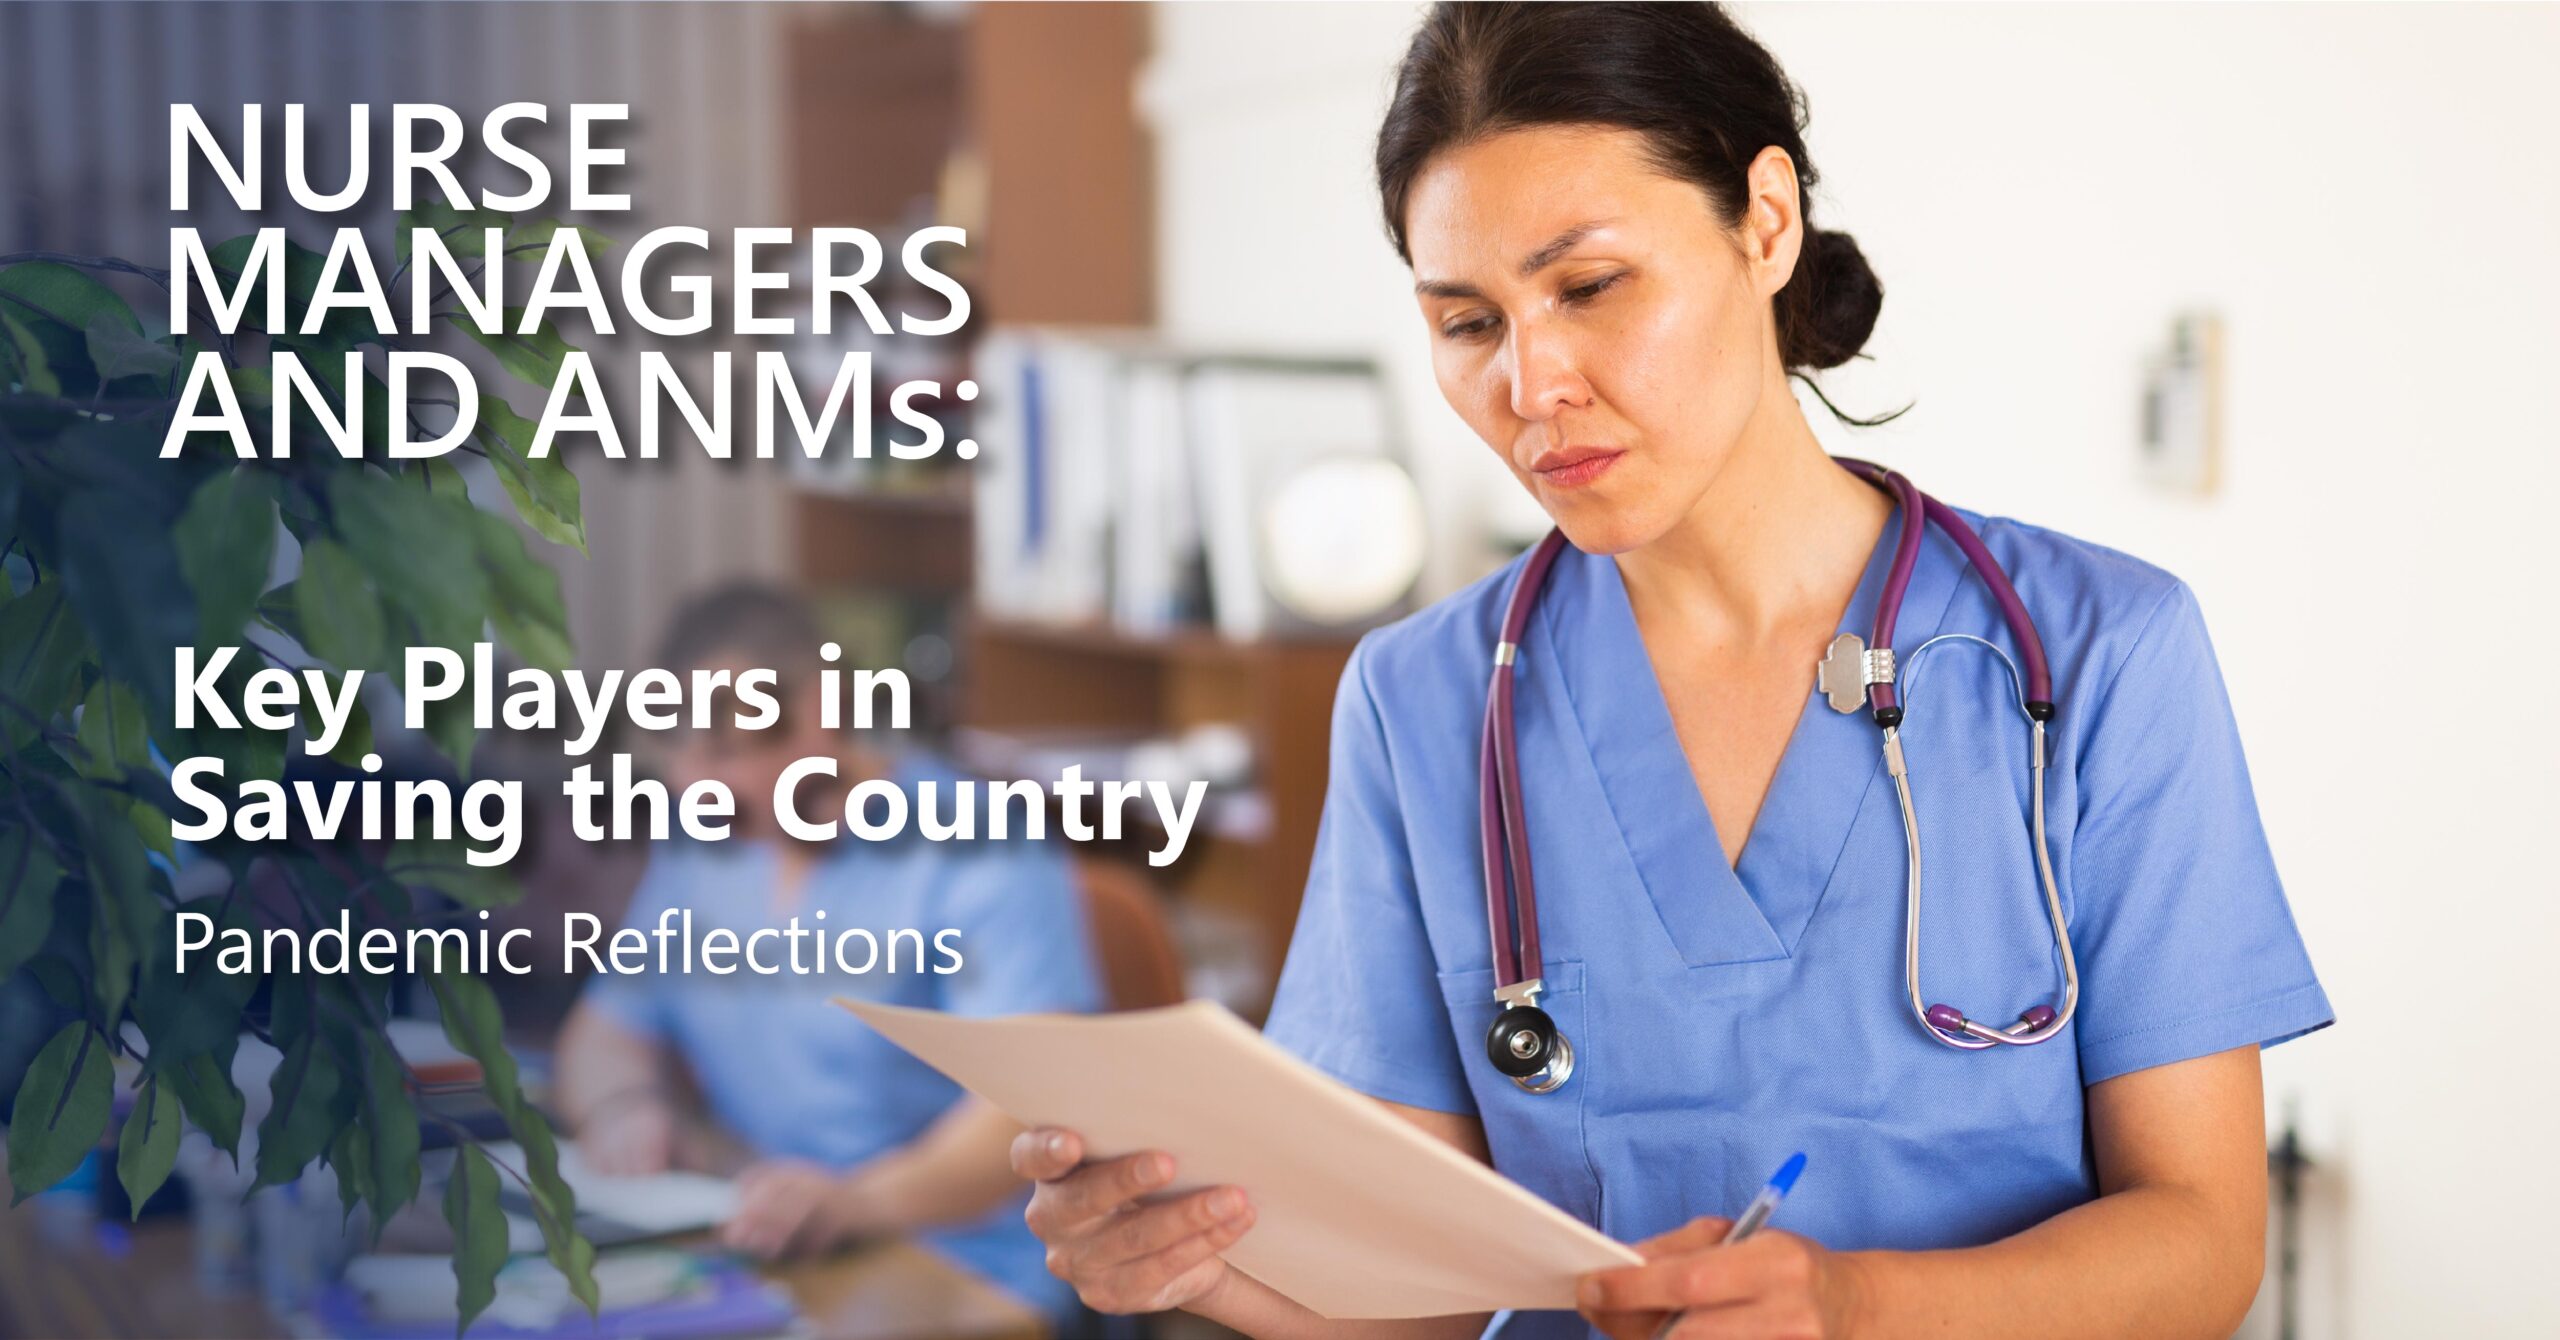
[1782,227,1884,371]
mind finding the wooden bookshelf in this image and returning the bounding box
[959,615,1356,1013]
[780,4,1359,1015]
[792,486,974,596]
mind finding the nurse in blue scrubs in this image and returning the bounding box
[555,584,1104,1321]
[1011,5,2330,1338]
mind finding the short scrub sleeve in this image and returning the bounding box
[576,852,683,1041]
[930,839,1106,1019]
[1261,639,1476,1115]
[2067,580,2334,1084]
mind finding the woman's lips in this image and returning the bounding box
[1530,447,1625,489]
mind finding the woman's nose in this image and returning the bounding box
[1505,320,1595,421]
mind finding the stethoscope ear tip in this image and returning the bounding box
[1926,1001,2067,1047]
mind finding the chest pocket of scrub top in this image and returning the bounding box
[1434,960,1602,1232]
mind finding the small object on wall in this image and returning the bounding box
[2139,310,2225,497]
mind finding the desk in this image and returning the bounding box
[0,1204,1046,1340]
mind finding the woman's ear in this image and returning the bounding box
[1742,145,1806,297]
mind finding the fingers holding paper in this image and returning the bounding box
[1577,1220,1854,1340]
[1011,1127,1258,1314]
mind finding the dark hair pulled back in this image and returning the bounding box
[1376,1,1883,376]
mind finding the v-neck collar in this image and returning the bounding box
[1531,510,1967,967]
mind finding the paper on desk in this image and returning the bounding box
[482,1140,738,1235]
[837,998,1641,1319]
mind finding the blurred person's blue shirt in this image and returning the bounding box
[580,751,1104,1316]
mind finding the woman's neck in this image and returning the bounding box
[1613,401,1891,647]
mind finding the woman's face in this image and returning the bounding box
[1404,125,1800,555]
[658,653,836,835]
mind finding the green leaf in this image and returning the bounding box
[79,787,161,961]
[300,692,375,768]
[149,645,286,786]
[388,838,520,910]
[329,1118,373,1225]
[476,394,584,551]
[126,800,175,862]
[296,538,387,674]
[0,261,140,335]
[56,489,197,723]
[442,1143,506,1334]
[266,339,396,461]
[252,1028,348,1191]
[0,578,91,750]
[0,446,20,546]
[417,455,470,499]
[67,682,176,864]
[166,1046,245,1161]
[73,679,154,781]
[87,910,135,1024]
[116,1075,183,1218]
[458,308,573,389]
[0,263,138,397]
[255,580,307,646]
[172,470,279,651]
[359,1034,421,1234]
[85,314,181,385]
[2,312,60,397]
[325,470,488,650]
[505,1111,600,1316]
[421,691,478,780]
[471,511,571,673]
[430,970,596,1314]
[74,787,160,1024]
[137,897,258,1071]
[207,235,379,347]
[0,825,65,980]
[6,1022,112,1204]
[429,970,521,1112]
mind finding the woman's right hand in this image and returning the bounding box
[1011,1126,1258,1316]
[579,1096,676,1176]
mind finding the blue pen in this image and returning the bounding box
[1720,1151,1806,1245]
[1645,1154,1806,1340]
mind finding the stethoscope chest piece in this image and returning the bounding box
[1486,1003,1574,1093]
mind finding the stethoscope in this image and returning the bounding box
[1478,456,2081,1093]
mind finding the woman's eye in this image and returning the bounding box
[1440,313,1500,341]
[1563,272,1627,305]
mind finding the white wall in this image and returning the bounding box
[1146,4,2559,1335]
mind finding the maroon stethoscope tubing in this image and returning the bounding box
[1478,457,2062,1052]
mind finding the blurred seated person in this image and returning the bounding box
[554,583,1104,1317]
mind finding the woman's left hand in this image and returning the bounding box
[722,1159,850,1258]
[1577,1217,1862,1340]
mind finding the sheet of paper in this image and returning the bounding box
[837,998,1641,1319]
[482,1140,739,1235]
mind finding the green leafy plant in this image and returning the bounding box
[2,208,604,1331]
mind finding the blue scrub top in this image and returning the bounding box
[581,752,1104,1318]
[1264,507,2331,1338]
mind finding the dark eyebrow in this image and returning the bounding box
[1412,220,1615,299]
[1517,220,1610,277]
